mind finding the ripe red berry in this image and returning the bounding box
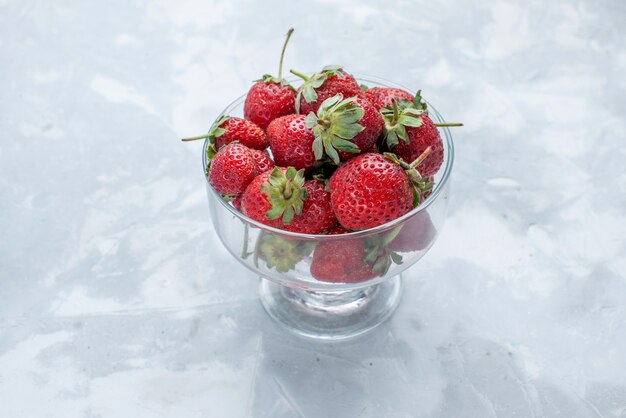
[381,90,462,178]
[329,153,414,230]
[244,81,296,129]
[294,180,338,234]
[208,143,258,196]
[267,114,317,171]
[291,66,362,115]
[387,113,443,178]
[347,96,384,157]
[244,29,297,129]
[421,176,435,202]
[310,236,376,283]
[249,149,275,173]
[241,167,336,234]
[181,116,268,155]
[312,222,413,281]
[214,116,269,150]
[364,87,414,111]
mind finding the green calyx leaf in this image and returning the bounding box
[382,226,403,245]
[260,74,279,83]
[312,173,331,192]
[386,130,399,147]
[413,89,428,113]
[390,251,404,265]
[381,98,425,148]
[257,233,313,273]
[206,146,217,165]
[204,115,231,160]
[308,94,364,165]
[311,136,324,160]
[380,90,430,148]
[363,233,404,275]
[383,149,435,206]
[310,164,339,191]
[297,74,325,112]
[395,124,409,142]
[260,167,307,225]
[322,64,343,73]
[412,176,435,206]
[383,152,403,166]
[210,115,229,140]
[398,109,424,127]
[291,65,345,113]
[257,74,296,90]
[411,187,420,207]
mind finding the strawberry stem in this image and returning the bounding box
[409,146,432,169]
[290,69,310,81]
[284,182,293,198]
[317,118,330,128]
[435,122,463,127]
[181,133,210,142]
[391,99,400,125]
[261,167,307,225]
[278,28,294,79]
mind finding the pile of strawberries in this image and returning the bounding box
[183,28,459,232]
[183,29,460,281]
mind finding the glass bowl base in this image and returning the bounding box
[259,276,402,340]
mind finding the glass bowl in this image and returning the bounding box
[202,75,454,339]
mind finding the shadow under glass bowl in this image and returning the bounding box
[202,74,454,340]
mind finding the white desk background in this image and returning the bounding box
[1,0,625,416]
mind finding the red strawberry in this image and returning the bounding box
[244,28,297,129]
[418,176,435,204]
[245,82,296,129]
[311,222,412,283]
[387,113,443,179]
[329,153,412,230]
[290,66,362,115]
[310,236,376,283]
[310,225,407,282]
[241,167,336,234]
[364,87,414,111]
[250,149,275,173]
[382,91,462,178]
[306,94,383,164]
[214,117,268,150]
[267,114,317,171]
[329,151,433,230]
[208,143,257,196]
[181,116,268,154]
[387,211,437,252]
[347,96,384,156]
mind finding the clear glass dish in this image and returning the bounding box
[202,74,454,339]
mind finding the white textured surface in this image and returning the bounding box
[1,0,626,416]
